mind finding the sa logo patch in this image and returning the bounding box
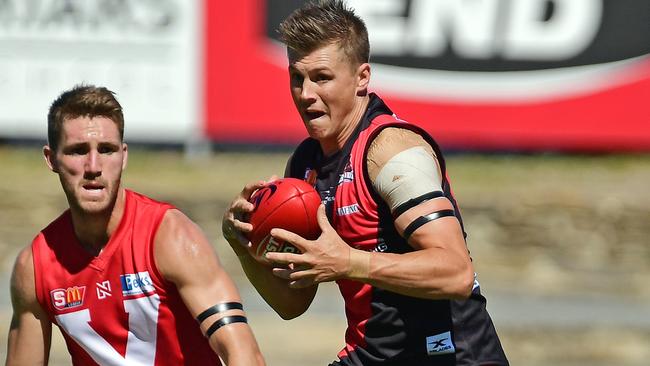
[51,286,86,310]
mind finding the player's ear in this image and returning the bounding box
[121,142,128,170]
[356,62,371,96]
[43,145,58,173]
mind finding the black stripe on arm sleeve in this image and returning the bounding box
[392,190,445,218]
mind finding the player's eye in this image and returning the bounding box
[65,146,88,155]
[315,74,331,83]
[98,144,118,154]
[290,72,304,85]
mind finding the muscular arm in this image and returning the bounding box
[222,179,317,320]
[154,209,265,366]
[268,128,474,300]
[352,200,474,299]
[360,127,475,299]
[6,246,52,365]
[232,251,317,319]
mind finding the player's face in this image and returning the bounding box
[44,116,127,216]
[288,43,368,153]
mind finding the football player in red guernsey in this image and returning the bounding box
[223,1,508,365]
[7,85,265,366]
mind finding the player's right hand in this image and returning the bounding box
[222,179,274,257]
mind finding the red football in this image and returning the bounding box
[246,178,321,263]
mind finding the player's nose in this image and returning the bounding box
[300,79,318,103]
[84,149,101,175]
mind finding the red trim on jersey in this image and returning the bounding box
[335,114,405,357]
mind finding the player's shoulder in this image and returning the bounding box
[368,127,435,163]
[157,208,200,240]
[154,208,220,283]
[369,111,441,150]
[155,208,212,258]
[372,126,427,147]
[10,244,37,302]
[13,244,34,274]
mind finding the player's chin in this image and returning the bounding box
[76,195,112,215]
[80,202,111,215]
[304,125,329,140]
[303,114,327,127]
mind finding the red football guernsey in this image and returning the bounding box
[32,189,219,365]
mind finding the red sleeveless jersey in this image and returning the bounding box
[31,189,219,365]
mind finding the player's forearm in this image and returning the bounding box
[220,345,266,366]
[6,317,50,366]
[226,353,267,366]
[211,327,266,366]
[226,237,313,318]
[237,254,316,319]
[348,247,474,300]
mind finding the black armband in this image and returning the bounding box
[402,209,455,240]
[392,191,445,218]
[205,315,248,338]
[196,302,243,323]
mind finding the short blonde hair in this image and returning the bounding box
[278,0,369,66]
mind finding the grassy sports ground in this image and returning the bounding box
[1,145,649,365]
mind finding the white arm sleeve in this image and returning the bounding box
[372,146,443,212]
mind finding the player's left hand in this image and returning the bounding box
[265,204,352,288]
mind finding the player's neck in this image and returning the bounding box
[322,95,370,157]
[70,188,126,256]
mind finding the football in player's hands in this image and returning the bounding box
[246,178,321,264]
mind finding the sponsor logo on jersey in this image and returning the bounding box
[374,243,389,252]
[322,189,335,203]
[320,188,336,217]
[96,280,112,300]
[337,203,360,216]
[51,286,86,310]
[426,331,456,355]
[338,163,354,185]
[120,271,155,297]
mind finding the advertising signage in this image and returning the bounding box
[205,0,650,151]
[0,0,199,143]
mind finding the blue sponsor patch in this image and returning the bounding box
[120,271,155,296]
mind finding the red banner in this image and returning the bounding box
[204,0,650,152]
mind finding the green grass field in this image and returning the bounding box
[1,145,649,365]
